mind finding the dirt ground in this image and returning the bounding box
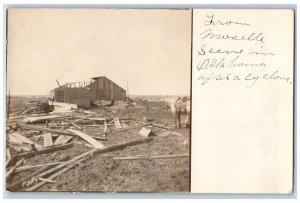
[6,96,190,193]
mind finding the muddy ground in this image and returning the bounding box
[6,96,190,192]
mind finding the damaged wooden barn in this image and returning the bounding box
[50,76,126,108]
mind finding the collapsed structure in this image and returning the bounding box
[49,76,126,108]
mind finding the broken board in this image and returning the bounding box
[10,132,42,148]
[54,135,73,145]
[19,114,65,124]
[114,118,122,128]
[67,129,104,149]
[43,133,53,147]
[138,127,152,137]
[8,134,23,145]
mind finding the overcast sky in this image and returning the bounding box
[7,9,191,96]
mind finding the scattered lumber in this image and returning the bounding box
[7,156,70,191]
[8,134,23,145]
[25,157,84,191]
[23,137,153,191]
[13,143,73,159]
[67,129,104,149]
[70,122,82,130]
[9,144,32,152]
[114,154,190,160]
[19,114,67,124]
[15,161,70,172]
[6,158,25,179]
[18,124,76,136]
[8,113,50,120]
[54,135,73,145]
[11,132,42,148]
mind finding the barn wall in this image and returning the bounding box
[90,77,126,101]
[54,88,65,102]
[64,87,90,108]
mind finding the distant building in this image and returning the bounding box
[50,76,126,108]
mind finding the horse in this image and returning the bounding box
[165,97,190,129]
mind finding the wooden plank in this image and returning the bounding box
[54,135,73,145]
[70,122,82,130]
[7,156,70,191]
[18,124,76,136]
[108,118,117,124]
[19,114,66,124]
[114,118,122,128]
[6,158,25,179]
[8,134,23,145]
[38,178,56,183]
[103,121,108,135]
[15,161,70,172]
[43,133,53,147]
[87,117,106,121]
[67,129,104,149]
[9,113,50,120]
[6,148,12,167]
[138,127,152,137]
[90,136,108,141]
[13,143,73,159]
[9,145,32,152]
[11,132,42,148]
[23,137,153,191]
[114,154,190,160]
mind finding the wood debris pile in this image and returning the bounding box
[6,98,185,192]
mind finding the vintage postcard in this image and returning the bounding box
[6,8,191,192]
[5,8,294,194]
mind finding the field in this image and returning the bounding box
[6,96,190,192]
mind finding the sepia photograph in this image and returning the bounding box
[6,8,191,192]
